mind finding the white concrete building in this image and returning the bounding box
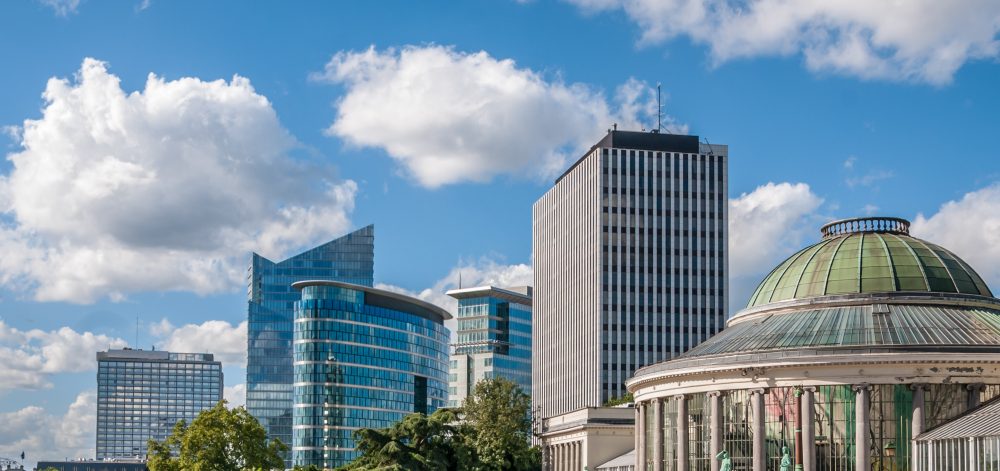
[533,129,729,421]
[537,406,636,471]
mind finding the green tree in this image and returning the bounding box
[147,400,287,471]
[461,377,540,471]
[603,392,634,407]
[340,378,540,471]
[337,408,471,471]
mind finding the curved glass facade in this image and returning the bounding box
[291,282,449,469]
[247,224,374,466]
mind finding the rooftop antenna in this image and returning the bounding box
[656,83,662,133]
[458,271,462,289]
[134,314,139,350]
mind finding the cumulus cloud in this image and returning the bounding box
[152,319,247,367]
[376,256,533,334]
[39,0,80,16]
[0,58,356,303]
[314,45,682,187]
[563,0,1000,85]
[728,182,824,311]
[729,182,824,278]
[224,383,247,408]
[0,391,96,465]
[911,183,1000,289]
[0,320,128,390]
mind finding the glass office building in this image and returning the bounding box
[291,280,450,468]
[96,349,222,459]
[246,225,374,460]
[447,285,532,407]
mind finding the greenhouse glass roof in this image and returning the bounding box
[746,217,992,309]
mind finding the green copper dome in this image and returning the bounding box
[746,217,993,309]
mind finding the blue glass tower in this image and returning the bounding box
[291,280,450,468]
[246,225,374,462]
[446,286,532,407]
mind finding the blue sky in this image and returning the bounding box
[1,0,999,464]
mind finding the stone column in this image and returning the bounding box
[638,402,647,470]
[911,383,927,468]
[968,383,985,410]
[751,389,766,471]
[653,400,664,471]
[635,405,641,468]
[968,438,977,471]
[801,387,816,471]
[853,384,871,471]
[677,394,689,471]
[709,392,723,471]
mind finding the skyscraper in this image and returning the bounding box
[96,349,222,459]
[446,285,532,407]
[532,130,728,419]
[246,225,374,460]
[290,280,450,468]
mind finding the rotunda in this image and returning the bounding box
[627,216,1000,471]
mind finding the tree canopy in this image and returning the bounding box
[147,400,287,471]
[339,377,540,471]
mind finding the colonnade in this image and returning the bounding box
[635,383,984,471]
[548,440,582,471]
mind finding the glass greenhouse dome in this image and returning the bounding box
[627,217,1000,471]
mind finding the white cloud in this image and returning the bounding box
[0,58,357,303]
[314,45,682,187]
[728,182,824,279]
[376,256,533,334]
[562,0,1000,85]
[224,383,246,408]
[727,182,824,311]
[0,391,96,465]
[0,320,128,390]
[153,319,247,367]
[862,204,880,215]
[846,169,894,188]
[39,0,80,16]
[911,183,1000,289]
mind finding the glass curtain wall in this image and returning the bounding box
[813,385,855,471]
[868,385,911,470]
[687,394,712,471]
[722,390,754,470]
[663,399,678,471]
[764,387,798,470]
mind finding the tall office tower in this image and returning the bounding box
[290,280,450,468]
[96,349,223,459]
[246,225,374,461]
[446,285,532,408]
[532,130,728,419]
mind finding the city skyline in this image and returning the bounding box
[1,1,999,467]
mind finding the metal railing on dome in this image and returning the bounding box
[820,216,911,239]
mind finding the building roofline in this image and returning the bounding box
[445,285,533,304]
[554,130,703,184]
[292,279,452,321]
[251,224,374,265]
